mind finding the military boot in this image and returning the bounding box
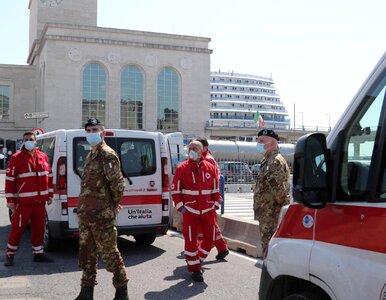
[74,286,94,300]
[113,285,129,300]
[4,255,14,267]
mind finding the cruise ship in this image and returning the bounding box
[207,71,291,141]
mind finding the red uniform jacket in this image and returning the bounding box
[202,151,220,179]
[172,158,220,215]
[5,147,53,204]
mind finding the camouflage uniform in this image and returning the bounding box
[253,149,290,257]
[77,141,128,288]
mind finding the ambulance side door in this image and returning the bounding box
[114,135,163,226]
[67,132,89,229]
[310,67,386,300]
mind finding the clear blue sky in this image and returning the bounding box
[1,0,385,129]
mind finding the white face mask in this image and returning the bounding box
[256,143,266,154]
[188,150,199,161]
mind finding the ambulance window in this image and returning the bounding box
[377,85,386,199]
[118,138,156,177]
[380,166,386,199]
[340,72,385,200]
[37,137,55,166]
[73,139,91,177]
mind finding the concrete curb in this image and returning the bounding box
[171,207,262,258]
[217,214,262,258]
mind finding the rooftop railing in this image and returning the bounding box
[206,120,330,132]
[210,71,273,82]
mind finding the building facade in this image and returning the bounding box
[0,0,212,158]
[206,71,290,140]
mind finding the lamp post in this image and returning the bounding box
[299,112,304,130]
[293,103,296,131]
[326,113,331,131]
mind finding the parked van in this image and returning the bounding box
[164,132,187,174]
[259,51,386,300]
[36,129,174,250]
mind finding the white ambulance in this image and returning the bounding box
[36,129,177,250]
[259,51,386,300]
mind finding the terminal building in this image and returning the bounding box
[0,0,314,168]
[0,0,211,156]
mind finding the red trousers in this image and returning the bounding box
[213,222,228,252]
[197,218,228,253]
[6,203,46,256]
[182,210,216,272]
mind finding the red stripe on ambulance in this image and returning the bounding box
[275,203,386,254]
[275,204,315,240]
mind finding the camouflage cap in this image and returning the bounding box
[84,117,104,130]
[257,129,279,141]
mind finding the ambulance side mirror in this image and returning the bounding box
[292,133,328,209]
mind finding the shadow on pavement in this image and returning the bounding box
[144,265,208,300]
[0,224,166,277]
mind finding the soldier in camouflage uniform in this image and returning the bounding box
[253,129,290,258]
[75,118,128,300]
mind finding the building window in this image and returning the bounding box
[0,85,10,120]
[157,68,179,131]
[82,63,106,125]
[120,66,143,129]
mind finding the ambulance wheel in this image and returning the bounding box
[44,215,60,251]
[133,233,156,246]
[284,292,321,300]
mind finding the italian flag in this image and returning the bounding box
[253,111,265,128]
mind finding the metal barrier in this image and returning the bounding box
[220,175,225,214]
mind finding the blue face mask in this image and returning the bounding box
[24,141,36,151]
[256,143,266,154]
[188,150,199,161]
[86,132,102,146]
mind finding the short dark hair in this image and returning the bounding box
[196,138,209,148]
[23,131,36,139]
